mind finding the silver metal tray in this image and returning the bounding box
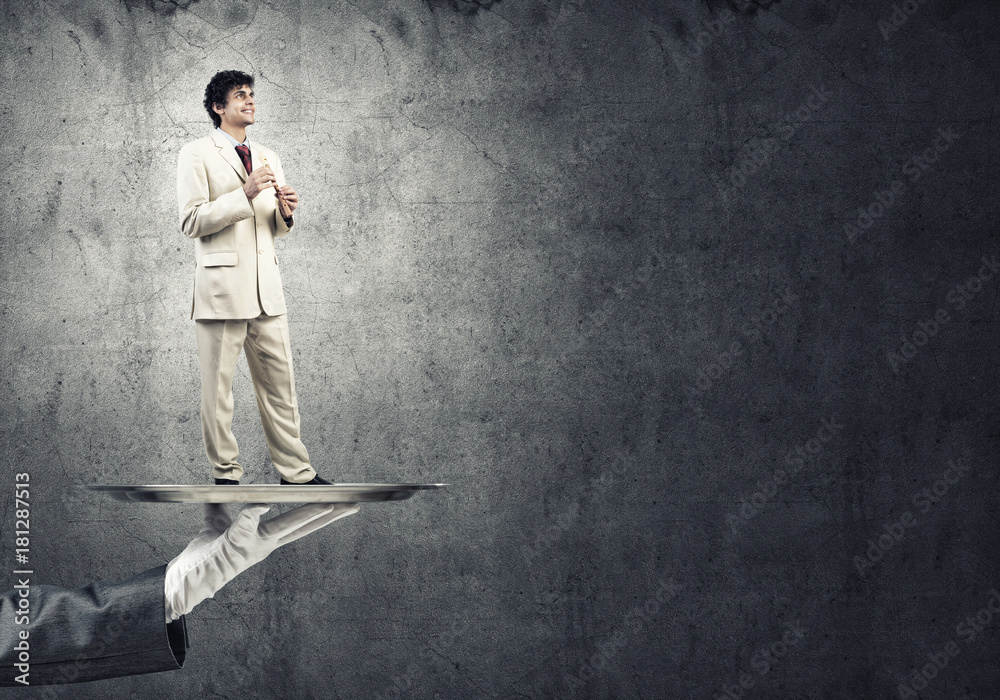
[85,483,447,504]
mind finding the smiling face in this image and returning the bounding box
[212,84,255,134]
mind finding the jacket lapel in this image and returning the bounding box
[211,130,248,182]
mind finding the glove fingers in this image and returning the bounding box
[244,503,272,513]
[229,504,271,536]
[275,503,360,546]
[257,503,358,544]
[256,503,338,539]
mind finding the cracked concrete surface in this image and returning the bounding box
[2,0,1000,697]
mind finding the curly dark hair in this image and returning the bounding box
[203,70,254,128]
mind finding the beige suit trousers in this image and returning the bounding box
[196,314,315,483]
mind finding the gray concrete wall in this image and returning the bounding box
[2,0,999,697]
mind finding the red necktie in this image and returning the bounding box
[235,144,252,175]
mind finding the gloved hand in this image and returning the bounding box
[164,502,359,622]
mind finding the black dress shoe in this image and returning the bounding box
[215,478,240,485]
[280,475,333,485]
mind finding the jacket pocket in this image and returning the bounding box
[202,251,239,267]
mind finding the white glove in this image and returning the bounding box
[164,502,359,622]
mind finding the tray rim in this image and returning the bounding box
[86,483,449,490]
[82,483,448,504]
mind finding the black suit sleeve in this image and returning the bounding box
[0,565,188,686]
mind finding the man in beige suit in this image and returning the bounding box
[177,70,331,486]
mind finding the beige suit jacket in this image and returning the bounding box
[178,131,293,320]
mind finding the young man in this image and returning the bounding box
[177,70,331,485]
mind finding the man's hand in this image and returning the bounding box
[243,165,279,201]
[163,502,359,622]
[276,185,298,218]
